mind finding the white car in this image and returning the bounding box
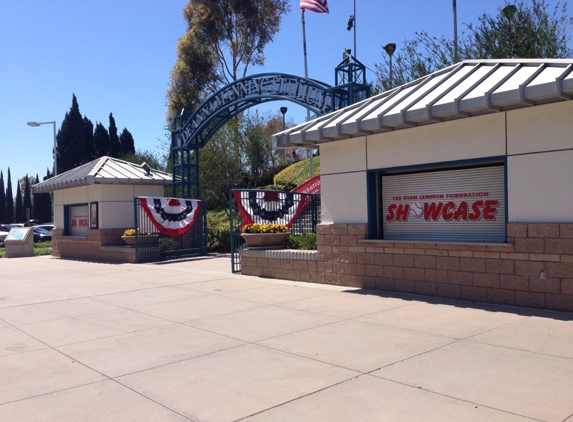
[0,229,8,246]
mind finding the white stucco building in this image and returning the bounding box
[32,156,172,262]
[260,59,573,312]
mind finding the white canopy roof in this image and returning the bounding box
[273,59,573,147]
[32,156,172,193]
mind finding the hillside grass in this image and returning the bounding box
[273,156,320,190]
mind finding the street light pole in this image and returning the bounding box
[279,107,288,162]
[502,4,517,58]
[383,43,397,88]
[27,121,57,176]
[453,0,458,62]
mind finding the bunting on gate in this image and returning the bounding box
[139,197,202,237]
[232,191,309,227]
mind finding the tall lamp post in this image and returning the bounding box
[502,4,517,58]
[27,121,57,176]
[453,0,458,62]
[383,43,397,88]
[279,107,288,162]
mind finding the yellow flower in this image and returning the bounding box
[242,223,288,233]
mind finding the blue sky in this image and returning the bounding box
[1,0,568,188]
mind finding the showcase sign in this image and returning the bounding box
[70,205,89,237]
[382,166,505,242]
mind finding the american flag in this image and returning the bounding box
[300,0,329,14]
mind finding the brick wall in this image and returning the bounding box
[52,228,137,263]
[241,250,318,283]
[242,223,573,312]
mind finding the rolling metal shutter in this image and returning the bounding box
[382,165,505,242]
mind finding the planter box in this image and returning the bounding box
[240,232,290,249]
[121,235,160,247]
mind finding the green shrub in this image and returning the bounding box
[207,209,232,252]
[157,237,179,253]
[286,233,317,250]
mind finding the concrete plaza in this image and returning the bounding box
[1,255,572,421]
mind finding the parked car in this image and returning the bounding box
[34,224,54,232]
[0,228,8,246]
[33,227,52,242]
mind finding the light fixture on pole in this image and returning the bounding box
[346,0,357,61]
[279,106,288,131]
[383,43,397,88]
[502,4,517,20]
[501,4,517,58]
[27,121,57,176]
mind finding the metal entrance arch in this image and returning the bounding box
[170,72,338,198]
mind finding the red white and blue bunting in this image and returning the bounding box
[232,191,310,227]
[139,197,202,237]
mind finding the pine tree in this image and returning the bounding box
[108,113,121,158]
[94,122,110,156]
[119,127,135,156]
[5,169,14,223]
[15,182,24,223]
[83,117,96,160]
[56,94,87,173]
[0,171,6,223]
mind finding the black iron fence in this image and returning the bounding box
[133,197,208,262]
[230,189,321,273]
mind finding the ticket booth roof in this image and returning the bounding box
[31,156,172,194]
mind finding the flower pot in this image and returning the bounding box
[240,232,290,249]
[121,235,160,247]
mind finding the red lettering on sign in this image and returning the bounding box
[424,202,443,221]
[453,201,468,220]
[469,200,484,220]
[483,200,499,220]
[442,201,456,221]
[386,204,410,221]
[386,200,500,222]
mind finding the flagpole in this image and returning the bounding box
[353,0,356,61]
[301,9,309,84]
[301,8,314,176]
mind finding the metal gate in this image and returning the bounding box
[230,189,320,273]
[134,197,208,263]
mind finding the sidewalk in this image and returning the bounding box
[1,255,572,421]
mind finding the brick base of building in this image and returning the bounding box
[52,228,138,263]
[240,223,573,312]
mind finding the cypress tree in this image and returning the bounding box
[0,171,6,223]
[6,169,14,223]
[15,182,24,223]
[40,168,53,222]
[33,173,41,221]
[56,94,87,173]
[119,127,136,156]
[24,175,32,222]
[94,122,110,157]
[108,113,121,158]
[83,117,96,160]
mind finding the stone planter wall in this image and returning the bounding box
[240,223,573,312]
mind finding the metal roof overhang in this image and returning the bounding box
[32,156,173,194]
[272,59,573,148]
